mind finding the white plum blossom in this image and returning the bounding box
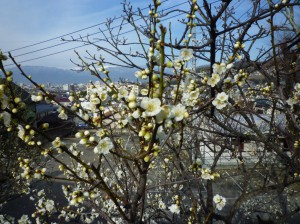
[174,58,183,69]
[52,137,62,148]
[156,105,171,123]
[224,77,233,84]
[17,124,25,140]
[168,204,180,214]
[0,84,5,98]
[90,96,100,105]
[180,48,193,61]
[0,95,8,109]
[140,97,162,117]
[207,73,220,87]
[156,126,167,141]
[287,97,297,107]
[212,98,226,110]
[226,63,233,70]
[234,71,248,86]
[0,214,14,223]
[121,119,128,126]
[94,137,113,154]
[158,200,166,209]
[68,95,74,102]
[45,199,55,212]
[171,104,187,121]
[182,89,200,106]
[213,63,226,74]
[18,215,31,224]
[212,92,229,110]
[213,194,226,210]
[82,113,89,121]
[31,94,43,102]
[58,109,68,120]
[0,95,10,125]
[99,91,109,102]
[154,53,162,65]
[132,109,141,119]
[1,111,11,127]
[135,70,142,78]
[118,87,129,99]
[216,92,229,102]
[295,83,300,92]
[140,89,148,96]
[201,168,215,180]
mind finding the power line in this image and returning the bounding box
[12,0,189,59]
[5,0,224,67]
[5,11,188,67]
[4,0,172,54]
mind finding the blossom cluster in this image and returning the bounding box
[213,194,226,211]
[287,83,300,108]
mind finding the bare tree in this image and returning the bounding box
[0,0,300,223]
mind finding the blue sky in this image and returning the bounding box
[0,0,156,68]
[1,0,296,70]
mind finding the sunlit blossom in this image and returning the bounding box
[171,104,187,121]
[168,204,180,214]
[156,105,171,123]
[94,137,113,154]
[212,99,225,110]
[90,96,100,105]
[140,97,162,117]
[118,87,129,99]
[213,63,226,74]
[17,125,25,140]
[180,48,193,61]
[212,92,229,110]
[201,168,214,180]
[207,73,220,87]
[295,83,300,92]
[135,70,142,78]
[52,137,62,148]
[226,63,233,70]
[31,95,43,102]
[1,111,11,127]
[224,77,233,84]
[58,110,68,120]
[158,200,166,209]
[213,194,226,210]
[132,109,141,119]
[99,92,109,102]
[182,89,199,106]
[217,92,228,102]
[140,89,149,96]
[18,215,31,224]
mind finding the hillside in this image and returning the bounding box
[8,66,138,84]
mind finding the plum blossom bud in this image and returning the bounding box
[128,101,137,109]
[42,123,49,129]
[75,132,83,138]
[144,155,150,162]
[14,97,21,103]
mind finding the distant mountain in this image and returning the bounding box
[8,66,138,84]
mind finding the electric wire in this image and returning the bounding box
[4,0,171,54]
[5,11,188,67]
[12,0,189,58]
[5,0,222,66]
